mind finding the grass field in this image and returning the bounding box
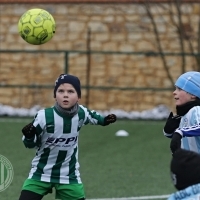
[0,118,176,200]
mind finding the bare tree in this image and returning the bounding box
[143,1,200,86]
[171,0,200,72]
[144,1,174,86]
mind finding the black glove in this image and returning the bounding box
[22,123,36,139]
[170,132,182,154]
[164,112,181,134]
[104,114,117,125]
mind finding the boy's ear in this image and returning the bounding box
[191,95,196,99]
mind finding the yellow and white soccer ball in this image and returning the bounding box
[18,8,56,45]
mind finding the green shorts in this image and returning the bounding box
[22,179,85,200]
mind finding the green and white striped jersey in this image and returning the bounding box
[22,105,105,184]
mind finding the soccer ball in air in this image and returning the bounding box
[18,8,56,45]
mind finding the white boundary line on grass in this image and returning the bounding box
[88,194,170,200]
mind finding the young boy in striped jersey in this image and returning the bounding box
[163,71,200,154]
[18,74,117,200]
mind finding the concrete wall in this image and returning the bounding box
[0,3,199,111]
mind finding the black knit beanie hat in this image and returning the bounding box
[54,74,81,98]
[170,149,200,190]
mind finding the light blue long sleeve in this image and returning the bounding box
[177,106,200,153]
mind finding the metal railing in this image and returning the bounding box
[1,49,199,107]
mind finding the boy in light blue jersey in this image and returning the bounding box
[168,149,200,200]
[18,74,117,200]
[163,71,200,154]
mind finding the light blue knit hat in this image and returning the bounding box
[175,71,200,98]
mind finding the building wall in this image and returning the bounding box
[0,3,199,111]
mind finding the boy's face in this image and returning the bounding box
[173,87,195,106]
[55,83,80,109]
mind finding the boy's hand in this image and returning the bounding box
[22,123,36,139]
[164,112,181,134]
[104,114,117,125]
[170,132,182,154]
